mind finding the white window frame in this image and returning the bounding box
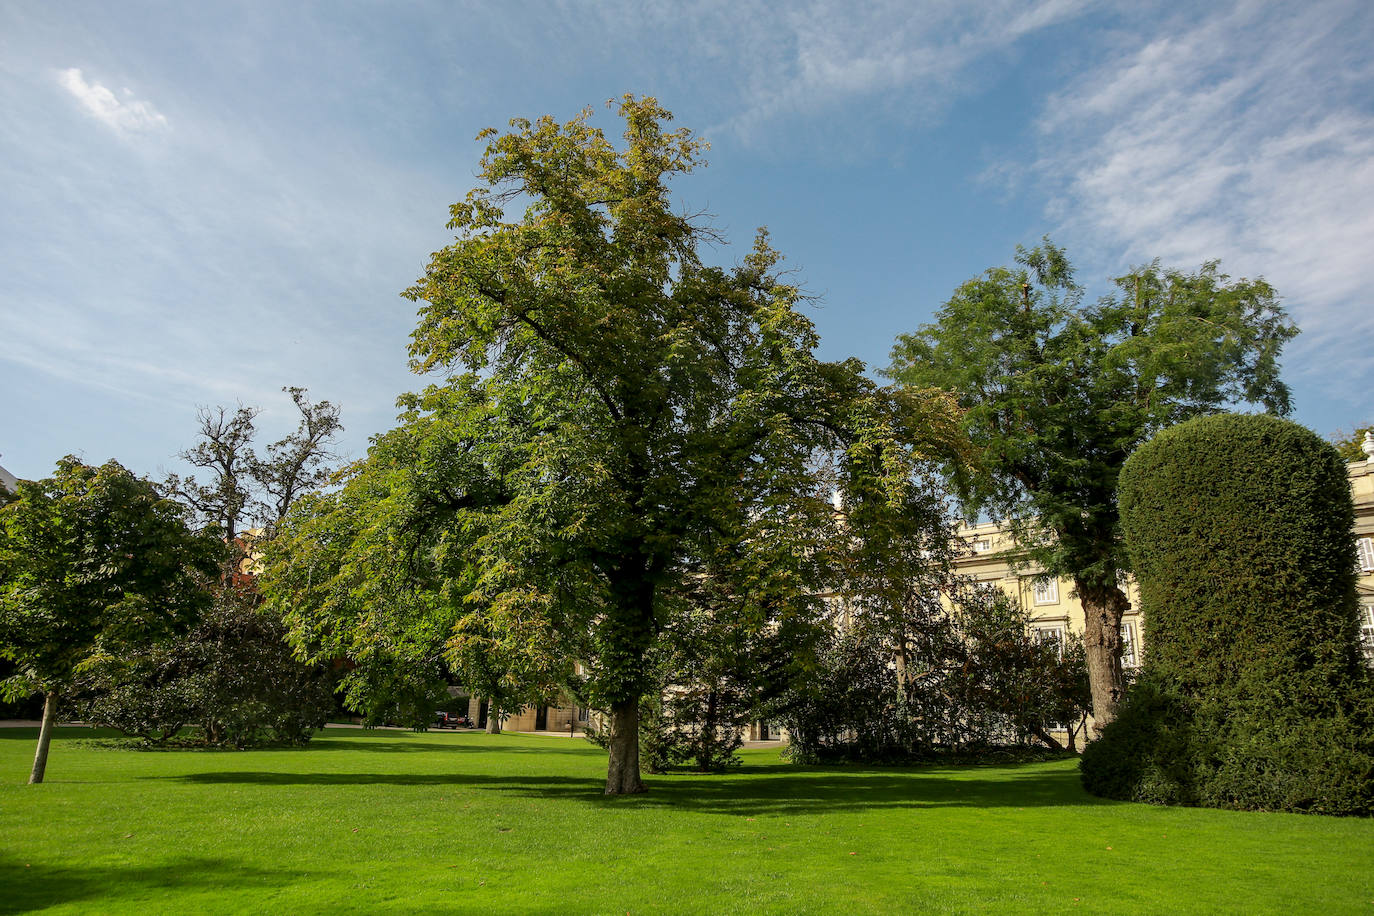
[1120,620,1139,668]
[1033,624,1066,659]
[1360,603,1374,666]
[972,538,992,553]
[1032,577,1059,605]
[1357,537,1374,573]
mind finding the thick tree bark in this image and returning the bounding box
[1078,580,1130,734]
[604,699,646,795]
[485,704,501,734]
[29,691,59,785]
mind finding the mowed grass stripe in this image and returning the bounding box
[1,728,1370,914]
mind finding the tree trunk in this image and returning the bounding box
[700,688,719,771]
[1078,580,1130,734]
[894,632,914,730]
[29,691,59,785]
[485,704,501,735]
[604,699,646,795]
[894,633,911,692]
[1028,724,1064,751]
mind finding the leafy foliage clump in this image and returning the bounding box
[1329,424,1374,462]
[581,590,818,774]
[0,458,222,780]
[775,582,1090,764]
[1083,413,1374,814]
[82,586,336,748]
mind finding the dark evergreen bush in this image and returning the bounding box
[1082,413,1374,814]
[83,590,336,748]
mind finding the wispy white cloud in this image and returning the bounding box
[0,36,451,475]
[511,0,1095,149]
[1028,1,1374,398]
[57,67,169,134]
[710,0,1094,141]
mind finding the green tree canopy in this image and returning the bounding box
[266,96,962,794]
[886,240,1297,729]
[261,391,567,733]
[0,458,220,782]
[77,389,344,749]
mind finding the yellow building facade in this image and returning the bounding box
[1347,433,1374,664]
[952,521,1143,671]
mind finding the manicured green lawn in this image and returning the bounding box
[1,728,1370,914]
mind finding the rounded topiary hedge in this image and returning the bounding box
[1080,413,1374,815]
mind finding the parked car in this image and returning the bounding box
[434,711,472,729]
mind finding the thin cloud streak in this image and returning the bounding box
[712,0,1095,142]
[4,45,459,475]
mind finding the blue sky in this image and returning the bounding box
[3,0,1372,482]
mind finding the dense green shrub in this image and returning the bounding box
[1083,413,1374,814]
[775,623,909,764]
[83,589,336,748]
[775,584,1090,764]
[1079,678,1199,805]
[582,625,759,774]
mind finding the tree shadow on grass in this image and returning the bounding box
[305,736,600,755]
[0,856,290,915]
[0,727,108,741]
[3,727,599,756]
[165,762,1113,816]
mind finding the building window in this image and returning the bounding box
[1360,604,1374,666]
[1357,537,1374,573]
[1120,620,1140,668]
[973,580,1000,598]
[972,538,992,553]
[1032,577,1059,605]
[1033,625,1065,659]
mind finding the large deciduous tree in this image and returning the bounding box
[887,240,1297,730]
[0,458,220,782]
[356,96,961,794]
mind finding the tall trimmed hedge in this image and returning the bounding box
[1081,413,1374,814]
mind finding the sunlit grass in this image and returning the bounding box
[1,727,1370,914]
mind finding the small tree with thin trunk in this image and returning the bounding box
[0,458,219,782]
